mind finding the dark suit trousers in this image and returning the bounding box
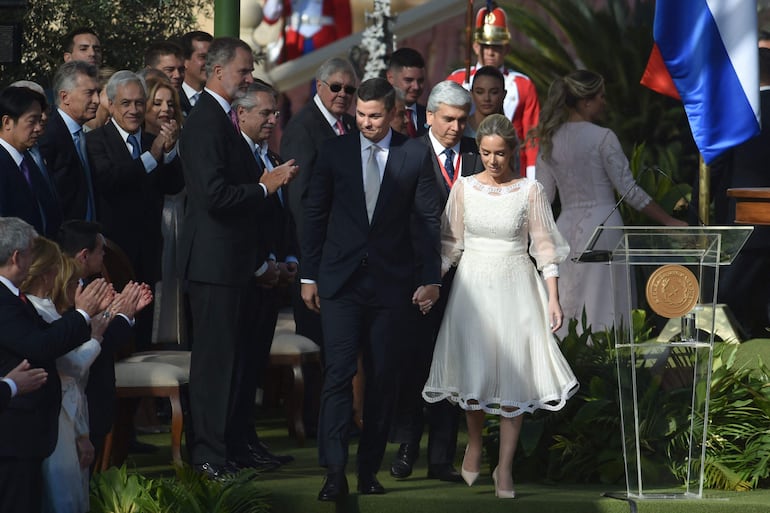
[291,273,324,348]
[717,249,770,338]
[390,268,459,465]
[0,458,43,513]
[317,267,409,474]
[188,280,259,464]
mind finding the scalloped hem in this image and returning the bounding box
[422,379,579,418]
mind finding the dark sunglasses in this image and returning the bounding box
[322,80,357,95]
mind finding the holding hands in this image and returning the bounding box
[413,285,440,315]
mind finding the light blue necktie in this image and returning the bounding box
[127,133,141,159]
[73,129,96,220]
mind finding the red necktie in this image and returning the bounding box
[228,109,240,133]
[406,108,417,138]
[335,119,346,135]
[19,292,28,304]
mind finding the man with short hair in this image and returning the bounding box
[144,41,186,89]
[178,31,213,116]
[0,216,112,513]
[39,61,100,221]
[301,78,441,501]
[386,47,428,137]
[179,37,297,479]
[280,57,356,348]
[86,70,183,351]
[0,87,62,238]
[389,80,483,484]
[446,5,540,176]
[63,27,102,67]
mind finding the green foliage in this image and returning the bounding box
[668,344,770,491]
[500,0,696,192]
[0,0,211,88]
[90,465,272,513]
[90,465,161,513]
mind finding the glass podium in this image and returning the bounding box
[577,226,753,499]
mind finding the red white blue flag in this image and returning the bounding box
[641,0,760,164]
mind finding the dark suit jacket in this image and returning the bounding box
[301,131,441,306]
[279,100,355,245]
[422,134,483,206]
[0,381,10,413]
[414,103,428,136]
[179,87,194,118]
[0,285,91,459]
[86,122,184,284]
[263,150,299,262]
[0,146,62,238]
[38,110,92,221]
[178,91,270,286]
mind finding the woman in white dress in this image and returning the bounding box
[422,114,578,498]
[20,239,108,513]
[532,70,686,338]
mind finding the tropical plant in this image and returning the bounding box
[0,0,211,89]
[90,465,161,513]
[500,0,696,192]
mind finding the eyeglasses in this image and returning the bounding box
[258,109,280,118]
[322,80,357,95]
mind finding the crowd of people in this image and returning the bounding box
[6,2,764,511]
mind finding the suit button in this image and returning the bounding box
[361,254,368,267]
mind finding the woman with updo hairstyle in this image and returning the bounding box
[423,114,577,499]
[531,70,686,339]
[21,239,108,513]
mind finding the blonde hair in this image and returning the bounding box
[529,70,604,162]
[20,238,63,295]
[52,256,83,314]
[476,113,520,174]
[144,75,184,130]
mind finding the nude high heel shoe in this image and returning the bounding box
[460,447,479,487]
[492,466,516,499]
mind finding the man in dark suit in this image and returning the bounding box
[301,78,442,501]
[389,81,483,482]
[0,216,112,513]
[178,37,297,479]
[387,47,428,137]
[86,70,184,351]
[233,80,297,466]
[280,57,356,348]
[0,87,62,238]
[39,61,100,221]
[1,359,48,413]
[701,47,770,337]
[178,31,213,117]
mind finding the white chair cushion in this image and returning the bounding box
[115,361,189,387]
[270,333,320,355]
[122,351,191,374]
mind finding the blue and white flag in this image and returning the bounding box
[644,0,760,164]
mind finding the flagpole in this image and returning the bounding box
[464,0,473,83]
[698,155,710,225]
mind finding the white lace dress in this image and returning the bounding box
[422,176,578,417]
[537,122,652,337]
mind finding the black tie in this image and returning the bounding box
[443,148,456,182]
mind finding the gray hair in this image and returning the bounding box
[316,57,356,83]
[427,80,472,113]
[0,217,38,265]
[205,37,253,80]
[232,81,277,111]
[105,70,146,102]
[52,61,98,106]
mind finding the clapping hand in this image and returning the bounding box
[412,284,440,315]
[74,278,115,317]
[109,281,144,320]
[159,120,179,153]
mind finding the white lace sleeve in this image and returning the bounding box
[440,178,465,274]
[528,180,570,275]
[56,339,101,380]
[600,129,651,211]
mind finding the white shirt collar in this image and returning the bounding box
[0,275,21,297]
[427,129,461,159]
[111,119,141,143]
[313,94,342,130]
[58,108,83,135]
[241,132,258,153]
[182,81,200,101]
[203,88,233,114]
[360,129,394,152]
[0,138,24,166]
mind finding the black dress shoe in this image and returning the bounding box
[427,463,464,483]
[357,473,386,494]
[390,443,419,478]
[228,452,280,471]
[318,472,349,502]
[249,442,294,465]
[194,462,237,481]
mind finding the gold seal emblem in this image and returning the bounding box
[645,264,699,318]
